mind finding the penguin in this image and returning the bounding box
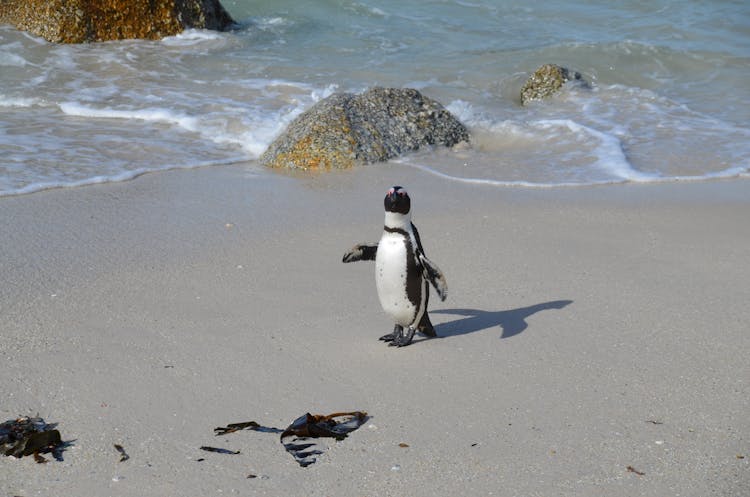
[343,186,447,347]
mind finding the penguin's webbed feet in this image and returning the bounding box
[380,325,416,347]
[379,325,400,342]
[389,326,416,347]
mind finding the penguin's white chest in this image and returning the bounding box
[375,232,417,326]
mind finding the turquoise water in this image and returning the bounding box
[1,0,748,194]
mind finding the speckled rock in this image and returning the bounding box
[0,0,234,43]
[260,87,469,170]
[520,64,582,105]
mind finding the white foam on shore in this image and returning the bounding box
[0,78,334,197]
[443,83,750,186]
[59,103,201,132]
[399,159,749,188]
[400,99,750,187]
[0,157,250,198]
[0,96,40,107]
[161,29,225,44]
[55,85,315,160]
[437,103,655,185]
[535,119,657,183]
[394,160,601,188]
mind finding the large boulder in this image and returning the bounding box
[0,0,235,43]
[260,87,469,170]
[520,64,582,105]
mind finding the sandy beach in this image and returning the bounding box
[1,163,748,496]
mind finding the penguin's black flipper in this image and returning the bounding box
[411,222,447,301]
[419,254,448,301]
[342,243,378,263]
[411,222,428,254]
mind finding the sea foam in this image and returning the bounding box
[1,0,748,196]
[59,103,201,132]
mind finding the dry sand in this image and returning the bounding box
[1,162,749,496]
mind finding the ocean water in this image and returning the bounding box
[1,0,749,195]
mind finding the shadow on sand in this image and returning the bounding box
[432,300,573,339]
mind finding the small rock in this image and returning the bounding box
[520,64,583,105]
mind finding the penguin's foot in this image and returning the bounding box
[379,325,401,342]
[390,326,416,347]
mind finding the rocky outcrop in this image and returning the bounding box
[260,87,469,170]
[0,0,235,43]
[520,64,582,105]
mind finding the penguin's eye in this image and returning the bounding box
[398,190,407,196]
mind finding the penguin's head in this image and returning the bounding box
[384,186,411,215]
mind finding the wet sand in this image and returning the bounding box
[1,163,748,496]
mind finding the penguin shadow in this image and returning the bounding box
[431,300,573,340]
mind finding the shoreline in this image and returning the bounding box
[3,156,749,199]
[2,164,749,496]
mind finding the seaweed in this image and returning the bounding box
[114,444,130,462]
[214,421,261,435]
[280,411,368,467]
[211,411,368,467]
[0,417,66,463]
[200,446,240,455]
[214,421,282,435]
[627,465,645,476]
